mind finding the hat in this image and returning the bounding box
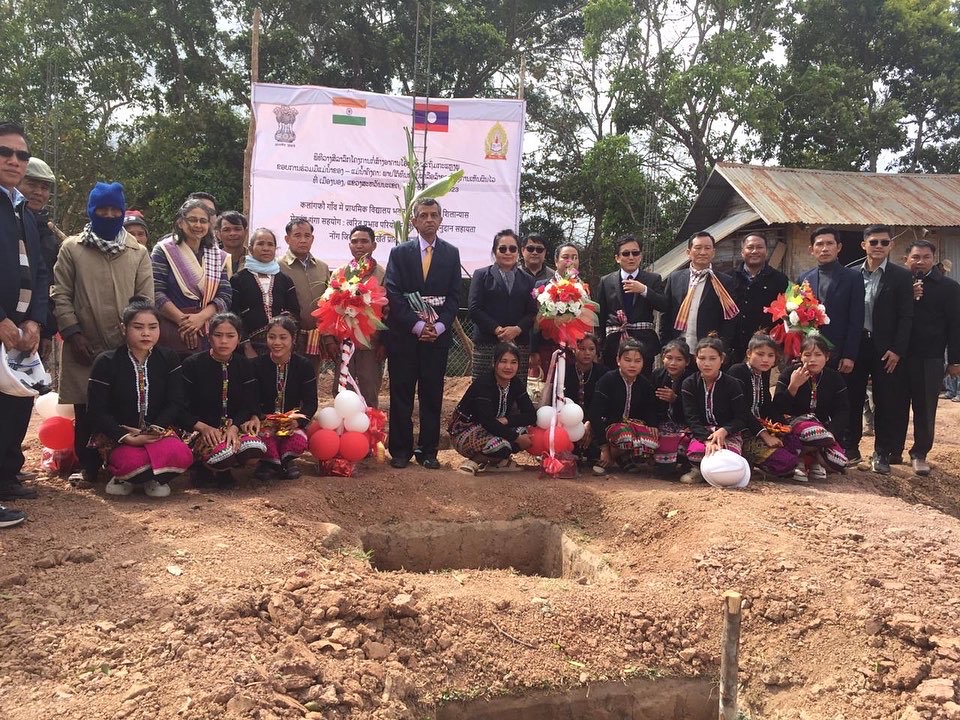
[123,210,147,229]
[87,181,126,217]
[700,449,751,489]
[24,157,55,184]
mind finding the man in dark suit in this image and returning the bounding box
[843,225,913,473]
[728,232,789,364]
[903,240,960,476]
[661,231,740,354]
[595,234,667,372]
[384,198,462,469]
[0,122,50,526]
[796,226,865,373]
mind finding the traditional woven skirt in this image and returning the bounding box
[261,428,309,465]
[197,433,267,470]
[687,430,743,464]
[605,420,659,457]
[107,437,194,482]
[788,415,847,471]
[472,343,529,386]
[653,422,689,466]
[742,434,799,477]
[449,414,513,459]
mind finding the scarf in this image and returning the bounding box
[13,201,31,324]
[244,256,280,275]
[157,238,226,307]
[80,223,127,256]
[673,266,739,333]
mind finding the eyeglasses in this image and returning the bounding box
[497,245,519,253]
[619,250,642,257]
[524,245,545,253]
[0,146,31,162]
[184,217,210,225]
[867,239,891,247]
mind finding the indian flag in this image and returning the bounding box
[332,97,367,126]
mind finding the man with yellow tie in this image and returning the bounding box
[383,198,462,469]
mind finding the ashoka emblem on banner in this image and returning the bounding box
[485,122,508,160]
[274,105,299,143]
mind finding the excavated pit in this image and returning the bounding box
[434,677,716,720]
[361,519,615,581]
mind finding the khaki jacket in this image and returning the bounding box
[51,230,154,403]
[278,251,330,331]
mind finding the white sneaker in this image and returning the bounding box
[143,480,171,498]
[105,478,134,496]
[793,467,809,483]
[809,463,827,481]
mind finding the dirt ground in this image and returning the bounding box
[3,375,960,720]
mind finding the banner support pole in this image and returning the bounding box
[243,7,262,219]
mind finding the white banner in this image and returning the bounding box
[250,83,525,275]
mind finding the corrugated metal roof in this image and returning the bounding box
[651,209,761,275]
[716,162,960,227]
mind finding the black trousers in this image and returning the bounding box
[906,356,944,459]
[0,393,34,483]
[387,340,451,459]
[845,335,909,458]
[73,404,104,476]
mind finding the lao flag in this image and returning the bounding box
[413,103,449,132]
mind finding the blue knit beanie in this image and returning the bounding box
[87,182,126,240]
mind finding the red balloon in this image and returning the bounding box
[551,426,573,454]
[309,429,340,461]
[525,426,545,456]
[38,416,74,451]
[338,431,370,462]
[305,420,321,439]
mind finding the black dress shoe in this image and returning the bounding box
[419,456,441,470]
[390,457,409,469]
[16,471,36,482]
[0,483,38,500]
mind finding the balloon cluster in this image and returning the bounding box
[306,390,372,463]
[35,392,76,452]
[526,400,586,456]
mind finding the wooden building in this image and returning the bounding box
[651,163,960,279]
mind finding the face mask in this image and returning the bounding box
[90,214,125,240]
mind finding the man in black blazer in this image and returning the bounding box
[796,226,865,377]
[661,231,739,354]
[843,225,913,473]
[903,240,960,476]
[728,232,789,364]
[384,198,462,469]
[0,122,50,523]
[595,234,667,372]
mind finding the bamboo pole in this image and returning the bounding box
[518,54,526,100]
[719,591,742,720]
[242,7,262,219]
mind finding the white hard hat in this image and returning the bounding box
[0,341,51,398]
[700,449,751,489]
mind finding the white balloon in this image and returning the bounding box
[35,392,59,420]
[55,403,75,419]
[700,449,751,489]
[343,411,371,433]
[558,402,584,427]
[334,390,365,418]
[536,405,556,430]
[318,406,341,430]
[566,422,586,442]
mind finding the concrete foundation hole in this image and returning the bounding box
[360,519,615,582]
[434,677,715,720]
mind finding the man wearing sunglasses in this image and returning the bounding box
[0,122,51,525]
[519,234,554,283]
[845,224,913,475]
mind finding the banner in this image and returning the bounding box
[250,83,525,275]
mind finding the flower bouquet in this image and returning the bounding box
[533,269,599,346]
[764,280,831,360]
[312,255,387,348]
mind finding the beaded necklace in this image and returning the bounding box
[210,352,232,428]
[809,374,819,411]
[128,349,151,429]
[576,364,594,405]
[703,372,720,426]
[257,273,276,323]
[620,372,634,420]
[749,368,763,418]
[495,382,509,418]
[275,359,289,412]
